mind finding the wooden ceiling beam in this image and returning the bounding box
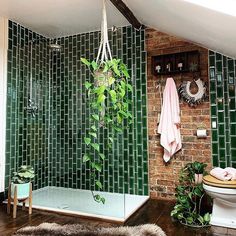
[109,0,142,30]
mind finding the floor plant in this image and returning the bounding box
[171,162,211,227]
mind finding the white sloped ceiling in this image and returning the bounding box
[0,0,235,57]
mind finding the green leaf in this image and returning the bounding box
[91,61,98,70]
[92,114,99,121]
[198,215,204,224]
[113,66,120,76]
[100,197,105,204]
[103,63,109,73]
[89,132,97,138]
[81,58,91,66]
[194,187,202,197]
[117,113,122,123]
[109,137,113,143]
[177,213,184,220]
[91,143,100,152]
[94,163,102,172]
[108,77,115,85]
[95,85,106,95]
[127,83,133,91]
[83,154,91,162]
[120,80,126,89]
[99,153,105,160]
[120,63,130,78]
[119,87,125,97]
[119,110,128,117]
[113,126,122,132]
[186,216,193,224]
[97,94,106,104]
[109,90,117,102]
[91,125,97,131]
[96,181,103,189]
[85,82,92,89]
[84,137,91,145]
[203,213,211,223]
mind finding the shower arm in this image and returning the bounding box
[29,41,33,102]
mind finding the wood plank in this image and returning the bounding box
[109,0,142,30]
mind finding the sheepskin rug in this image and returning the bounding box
[15,222,166,236]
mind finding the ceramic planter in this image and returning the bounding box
[194,173,203,184]
[11,182,31,200]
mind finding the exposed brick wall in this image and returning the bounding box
[146,28,212,200]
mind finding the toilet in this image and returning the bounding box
[203,175,236,228]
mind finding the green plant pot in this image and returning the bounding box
[11,182,30,199]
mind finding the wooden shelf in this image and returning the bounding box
[152,50,200,76]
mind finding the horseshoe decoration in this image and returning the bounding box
[178,78,206,107]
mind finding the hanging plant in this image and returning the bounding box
[81,58,132,204]
[80,0,133,204]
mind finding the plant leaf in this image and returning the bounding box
[91,125,97,131]
[96,181,103,189]
[127,83,133,91]
[99,153,105,160]
[97,94,106,104]
[92,114,99,121]
[91,143,100,152]
[94,163,102,172]
[85,82,92,89]
[203,213,211,223]
[108,77,115,85]
[81,58,91,66]
[83,154,91,162]
[100,197,105,204]
[91,61,98,70]
[95,85,106,95]
[89,132,97,138]
[109,90,117,102]
[84,137,91,145]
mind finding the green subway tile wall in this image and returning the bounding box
[6,21,148,195]
[49,27,148,195]
[209,51,236,168]
[5,21,50,190]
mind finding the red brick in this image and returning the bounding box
[146,28,212,200]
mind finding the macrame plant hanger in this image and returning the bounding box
[96,0,112,64]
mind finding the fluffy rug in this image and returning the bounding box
[14,222,166,236]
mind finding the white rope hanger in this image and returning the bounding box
[96,0,113,63]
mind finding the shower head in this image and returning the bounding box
[48,40,62,52]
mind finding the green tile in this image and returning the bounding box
[6,21,148,195]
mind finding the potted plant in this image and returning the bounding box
[192,161,207,184]
[81,58,132,204]
[171,162,211,227]
[11,165,35,199]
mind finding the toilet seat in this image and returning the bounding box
[203,175,236,188]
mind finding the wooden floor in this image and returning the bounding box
[0,199,236,236]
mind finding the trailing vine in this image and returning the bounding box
[81,58,133,204]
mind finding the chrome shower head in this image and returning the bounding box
[49,40,62,52]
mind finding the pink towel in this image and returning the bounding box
[225,167,236,180]
[158,78,182,162]
[210,167,233,181]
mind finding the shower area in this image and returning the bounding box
[5,20,149,222]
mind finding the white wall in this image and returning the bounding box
[0,17,8,192]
